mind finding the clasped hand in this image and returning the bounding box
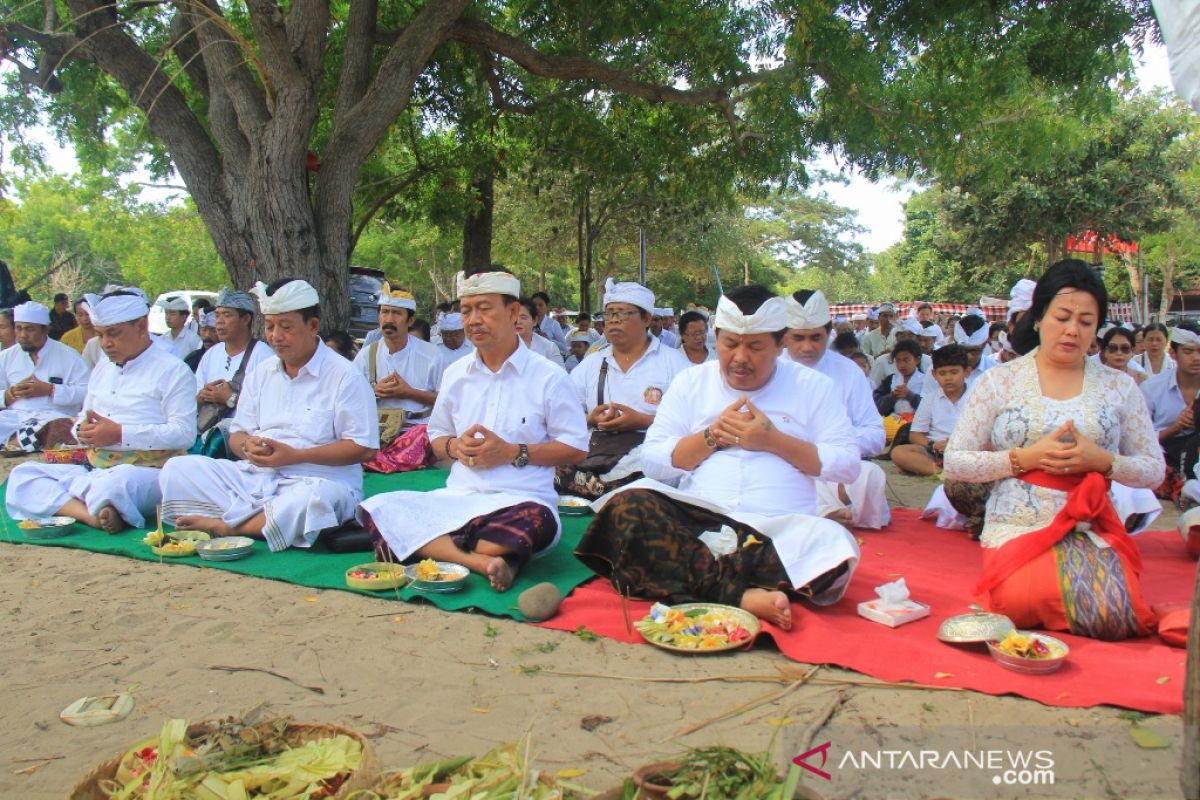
[451,424,515,469]
[709,397,776,451]
[76,410,121,447]
[198,380,233,405]
[9,376,52,401]
[241,436,298,468]
[1022,420,1113,475]
[588,402,644,432]
[374,373,413,400]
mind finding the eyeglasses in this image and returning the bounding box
[1105,344,1132,354]
[605,310,641,322]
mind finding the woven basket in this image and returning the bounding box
[68,721,379,800]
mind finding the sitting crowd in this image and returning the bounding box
[0,259,1182,643]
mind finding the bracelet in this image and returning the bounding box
[1009,447,1026,476]
[702,427,718,450]
[445,439,458,462]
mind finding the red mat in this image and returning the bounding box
[536,509,1193,714]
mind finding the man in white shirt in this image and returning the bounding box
[575,285,861,632]
[359,266,588,592]
[352,283,443,470]
[435,312,474,371]
[0,301,90,452]
[158,295,203,359]
[850,312,869,341]
[5,291,196,532]
[860,302,897,359]
[159,278,378,550]
[1142,323,1200,478]
[194,288,272,435]
[557,279,689,499]
[784,290,890,530]
[517,299,566,366]
[651,308,679,349]
[567,312,602,345]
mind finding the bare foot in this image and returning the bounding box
[484,556,516,592]
[825,507,853,526]
[740,588,794,631]
[96,505,125,534]
[175,515,235,537]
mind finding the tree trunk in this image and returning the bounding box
[1183,560,1200,799]
[1121,250,1141,318]
[461,168,495,272]
[1160,243,1179,321]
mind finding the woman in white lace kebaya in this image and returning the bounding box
[943,260,1163,640]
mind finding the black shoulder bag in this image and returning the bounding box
[577,358,647,474]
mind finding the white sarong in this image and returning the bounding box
[921,484,965,530]
[922,481,1160,535]
[6,462,162,527]
[593,477,860,605]
[159,455,360,551]
[814,462,890,530]
[358,489,561,562]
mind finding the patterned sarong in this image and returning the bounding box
[366,501,555,568]
[574,489,845,606]
[364,424,434,474]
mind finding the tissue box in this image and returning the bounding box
[857,599,930,628]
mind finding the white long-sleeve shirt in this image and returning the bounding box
[80,342,197,451]
[569,336,690,419]
[643,359,860,516]
[351,335,443,419]
[801,349,886,458]
[0,337,90,417]
[163,327,203,360]
[232,340,379,490]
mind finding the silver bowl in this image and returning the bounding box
[19,516,77,539]
[405,561,471,592]
[987,632,1069,674]
[195,536,255,561]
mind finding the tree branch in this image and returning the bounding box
[349,166,431,252]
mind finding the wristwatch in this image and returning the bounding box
[225,392,239,409]
[513,444,530,468]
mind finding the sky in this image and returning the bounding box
[8,40,1182,256]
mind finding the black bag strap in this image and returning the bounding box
[228,339,259,393]
[596,358,609,407]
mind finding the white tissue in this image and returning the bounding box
[698,525,738,557]
[874,577,911,610]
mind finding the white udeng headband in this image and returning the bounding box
[603,277,655,313]
[251,279,320,315]
[713,295,789,335]
[953,321,989,347]
[1171,328,1200,347]
[456,270,521,299]
[784,290,831,329]
[83,292,150,326]
[13,301,50,326]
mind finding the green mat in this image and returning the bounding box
[0,468,596,620]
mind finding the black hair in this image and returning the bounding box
[193,298,213,311]
[720,285,786,343]
[791,289,833,332]
[518,297,537,320]
[323,330,355,360]
[410,319,431,341]
[932,343,969,370]
[1101,326,1136,350]
[264,276,320,321]
[73,298,87,312]
[833,330,859,352]
[436,301,452,313]
[958,314,987,336]
[53,292,68,303]
[917,302,932,312]
[891,339,924,362]
[989,322,1005,336]
[1143,322,1168,339]
[465,264,519,306]
[850,351,870,366]
[1011,259,1108,355]
[531,291,551,305]
[678,310,707,335]
[576,312,591,322]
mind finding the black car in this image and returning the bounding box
[348,266,385,340]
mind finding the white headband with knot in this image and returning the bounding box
[456,270,520,299]
[1172,328,1200,347]
[1009,279,1037,314]
[83,292,150,326]
[953,320,990,347]
[251,279,319,315]
[603,278,654,313]
[713,295,789,335]
[784,290,831,329]
[13,301,50,326]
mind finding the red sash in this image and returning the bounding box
[972,470,1141,596]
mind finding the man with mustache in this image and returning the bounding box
[575,285,861,632]
[352,283,443,472]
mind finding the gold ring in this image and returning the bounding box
[735,436,741,445]
[468,457,476,467]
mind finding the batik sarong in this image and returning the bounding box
[367,501,555,568]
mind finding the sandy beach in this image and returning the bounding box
[0,459,1189,799]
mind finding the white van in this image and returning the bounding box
[148,290,218,335]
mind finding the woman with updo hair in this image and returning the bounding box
[943,259,1164,641]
